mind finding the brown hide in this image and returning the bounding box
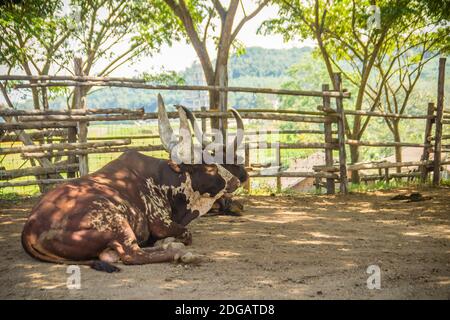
[21,150,242,269]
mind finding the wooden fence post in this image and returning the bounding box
[322,83,335,194]
[433,57,446,186]
[420,102,435,182]
[73,58,89,176]
[201,106,207,133]
[276,135,281,193]
[314,176,321,193]
[333,73,348,194]
[200,106,207,155]
[244,141,250,193]
[384,168,390,183]
[67,63,78,178]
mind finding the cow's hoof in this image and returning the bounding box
[174,251,204,264]
[176,230,192,246]
[90,260,121,273]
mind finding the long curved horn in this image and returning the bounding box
[180,106,245,163]
[229,108,244,150]
[175,104,209,149]
[157,94,177,153]
[175,105,193,164]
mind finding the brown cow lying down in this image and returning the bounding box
[21,96,248,272]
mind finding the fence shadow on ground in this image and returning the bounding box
[1,187,449,299]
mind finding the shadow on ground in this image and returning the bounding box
[0,187,449,299]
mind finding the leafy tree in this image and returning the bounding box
[0,0,73,190]
[416,0,450,21]
[0,0,176,186]
[263,0,449,182]
[373,29,443,171]
[153,0,270,129]
[0,0,177,110]
[0,0,71,110]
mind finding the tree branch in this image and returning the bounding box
[164,0,215,84]
[212,0,226,21]
[231,0,269,41]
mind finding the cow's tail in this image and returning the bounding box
[21,230,120,273]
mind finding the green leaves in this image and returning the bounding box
[266,0,447,93]
[0,0,181,75]
[0,0,69,69]
[141,70,186,85]
[264,0,447,166]
[0,0,184,112]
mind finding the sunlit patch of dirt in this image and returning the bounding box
[0,187,449,299]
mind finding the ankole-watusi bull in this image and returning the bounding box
[21,94,248,272]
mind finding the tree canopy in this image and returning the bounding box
[262,0,449,182]
[151,0,270,131]
[0,0,178,109]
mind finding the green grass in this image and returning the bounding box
[1,122,325,196]
[0,190,41,204]
[348,179,422,193]
[2,122,446,199]
[440,179,450,187]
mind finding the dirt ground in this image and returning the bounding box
[0,187,449,300]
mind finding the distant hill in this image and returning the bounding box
[16,46,313,112]
[182,46,313,79]
[14,46,441,113]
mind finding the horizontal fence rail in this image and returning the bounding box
[0,178,78,188]
[4,75,351,98]
[1,62,448,194]
[10,111,336,124]
[0,164,79,179]
[345,140,430,148]
[314,160,450,172]
[0,108,145,117]
[0,122,78,130]
[0,139,131,155]
[0,75,147,83]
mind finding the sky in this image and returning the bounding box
[106,4,310,77]
[0,3,311,104]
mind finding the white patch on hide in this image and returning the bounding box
[140,179,173,227]
[216,164,236,186]
[87,196,149,245]
[180,173,225,216]
[142,164,235,218]
[179,164,235,216]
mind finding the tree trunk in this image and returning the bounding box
[393,121,402,173]
[215,60,228,135]
[207,60,229,133]
[349,144,360,183]
[208,84,220,130]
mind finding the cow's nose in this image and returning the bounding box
[226,177,240,192]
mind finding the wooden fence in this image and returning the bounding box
[0,58,447,194]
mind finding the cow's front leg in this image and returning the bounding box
[148,206,193,245]
[150,220,192,245]
[100,245,166,263]
[110,221,201,265]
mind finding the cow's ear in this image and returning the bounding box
[168,160,182,173]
